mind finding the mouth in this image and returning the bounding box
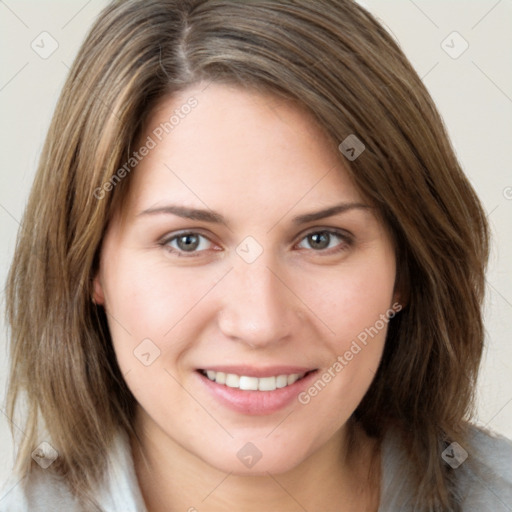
[198,369,315,391]
[196,367,318,415]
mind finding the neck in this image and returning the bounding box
[131,411,381,512]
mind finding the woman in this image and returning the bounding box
[2,0,511,510]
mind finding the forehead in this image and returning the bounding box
[124,83,363,221]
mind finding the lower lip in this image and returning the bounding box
[197,370,318,415]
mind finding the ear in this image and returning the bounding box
[92,273,105,305]
[392,283,408,311]
[392,260,409,310]
[392,292,404,312]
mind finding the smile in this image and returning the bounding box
[200,370,309,391]
[197,367,319,415]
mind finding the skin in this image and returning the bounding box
[94,83,398,511]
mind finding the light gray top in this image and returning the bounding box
[1,425,511,511]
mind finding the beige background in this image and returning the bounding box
[1,0,511,486]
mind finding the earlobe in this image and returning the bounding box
[392,294,404,312]
[392,267,409,310]
[92,274,105,305]
[392,287,408,311]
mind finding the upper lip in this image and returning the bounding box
[197,366,316,378]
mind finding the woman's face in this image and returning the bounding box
[94,83,398,475]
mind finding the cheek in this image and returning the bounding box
[100,253,224,378]
[293,253,396,410]
[103,252,224,334]
[298,254,396,345]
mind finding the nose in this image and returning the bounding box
[217,258,297,349]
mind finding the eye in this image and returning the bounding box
[161,232,214,255]
[296,230,352,253]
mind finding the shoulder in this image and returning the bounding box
[0,431,146,512]
[0,469,81,512]
[379,424,512,512]
[456,425,512,511]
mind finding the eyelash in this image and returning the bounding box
[159,229,353,257]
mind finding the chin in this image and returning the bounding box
[205,450,307,477]
[192,433,322,477]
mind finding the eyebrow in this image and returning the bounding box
[291,202,370,224]
[137,202,370,226]
[138,205,227,224]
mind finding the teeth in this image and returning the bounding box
[258,376,276,391]
[202,370,307,391]
[276,375,288,388]
[225,373,240,388]
[239,376,259,390]
[287,373,300,385]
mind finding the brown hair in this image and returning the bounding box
[6,0,489,509]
